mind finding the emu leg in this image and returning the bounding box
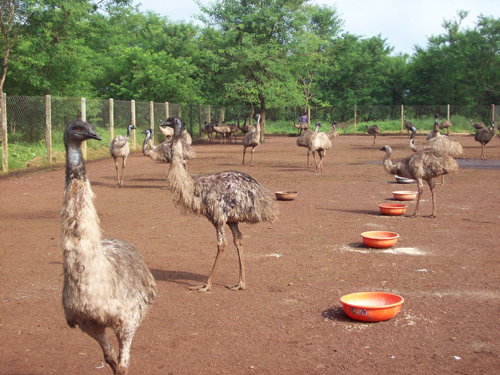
[113,157,120,188]
[312,151,319,171]
[306,151,310,168]
[428,179,437,218]
[440,174,445,185]
[411,178,425,217]
[190,226,226,292]
[372,134,376,146]
[80,323,117,372]
[250,147,256,166]
[228,222,246,290]
[242,148,247,165]
[120,156,127,187]
[115,328,136,375]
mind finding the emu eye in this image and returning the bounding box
[75,127,81,132]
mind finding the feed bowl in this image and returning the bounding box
[361,231,399,248]
[379,203,407,216]
[395,175,415,184]
[275,191,298,201]
[393,191,418,201]
[340,292,404,322]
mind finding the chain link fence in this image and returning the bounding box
[0,95,497,173]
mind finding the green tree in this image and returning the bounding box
[198,0,310,140]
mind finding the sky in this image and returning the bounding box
[134,0,500,56]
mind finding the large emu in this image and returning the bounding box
[308,122,332,173]
[163,116,278,292]
[470,118,485,131]
[380,145,458,217]
[242,114,261,166]
[409,126,463,184]
[474,122,496,160]
[296,123,319,168]
[62,120,157,374]
[366,124,381,145]
[109,124,135,188]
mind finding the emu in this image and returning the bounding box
[62,120,157,374]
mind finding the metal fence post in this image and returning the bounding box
[131,100,136,150]
[109,98,114,142]
[81,97,87,159]
[492,104,495,122]
[1,93,7,172]
[45,95,52,163]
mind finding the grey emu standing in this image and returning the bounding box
[242,114,261,166]
[474,122,496,160]
[409,126,463,184]
[366,124,381,145]
[62,120,157,374]
[163,116,278,292]
[380,145,458,217]
[109,124,135,187]
[403,115,414,137]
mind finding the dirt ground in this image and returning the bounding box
[1,132,499,375]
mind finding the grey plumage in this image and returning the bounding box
[366,124,381,145]
[380,145,458,217]
[62,120,157,375]
[426,114,442,140]
[409,126,463,184]
[163,116,278,292]
[201,121,215,143]
[474,123,496,160]
[470,118,485,130]
[109,124,135,188]
[242,114,261,166]
[439,119,453,135]
[403,115,413,137]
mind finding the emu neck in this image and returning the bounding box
[166,139,198,213]
[65,143,86,185]
[382,150,398,175]
[62,141,102,257]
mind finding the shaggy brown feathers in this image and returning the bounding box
[366,124,380,145]
[474,124,496,160]
[62,120,156,375]
[242,114,261,166]
[380,145,458,217]
[164,116,278,292]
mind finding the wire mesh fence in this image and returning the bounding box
[0,94,497,173]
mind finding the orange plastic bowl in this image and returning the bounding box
[361,231,399,248]
[340,292,404,322]
[393,191,418,201]
[379,203,407,216]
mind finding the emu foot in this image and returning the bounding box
[115,364,129,375]
[227,283,246,291]
[189,284,211,292]
[104,352,117,372]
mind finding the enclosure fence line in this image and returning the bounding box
[0,94,497,173]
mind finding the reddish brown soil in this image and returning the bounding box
[1,133,499,375]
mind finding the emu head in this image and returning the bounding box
[64,120,101,146]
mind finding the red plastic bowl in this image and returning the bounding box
[340,292,404,322]
[379,203,407,216]
[361,231,399,248]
